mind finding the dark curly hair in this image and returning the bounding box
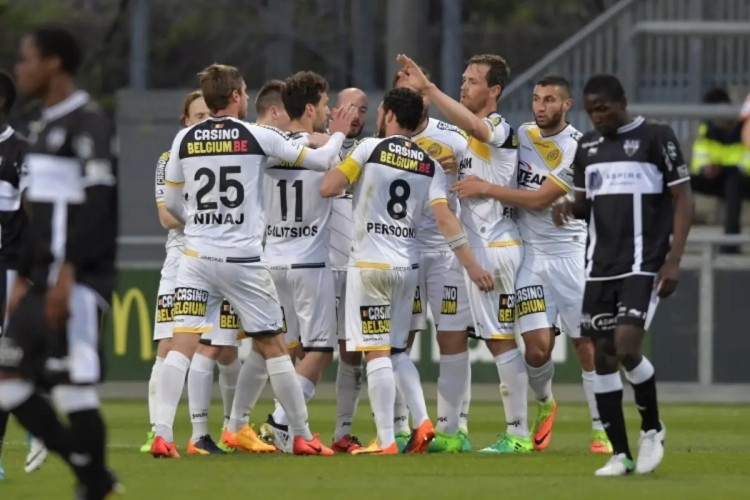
[382,88,424,131]
[282,71,329,120]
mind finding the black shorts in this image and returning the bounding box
[0,284,105,387]
[581,275,659,338]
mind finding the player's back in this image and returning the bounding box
[459,112,519,246]
[345,135,443,268]
[516,122,586,256]
[173,116,270,259]
[412,118,469,252]
[264,131,331,264]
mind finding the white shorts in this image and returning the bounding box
[270,265,337,352]
[153,248,181,341]
[466,244,523,341]
[173,255,283,339]
[345,265,418,353]
[437,256,473,332]
[200,299,243,347]
[409,251,453,331]
[333,269,347,341]
[516,253,585,338]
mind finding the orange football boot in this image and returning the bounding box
[331,434,364,454]
[351,438,399,455]
[224,425,276,453]
[402,419,436,454]
[292,434,334,456]
[150,436,180,459]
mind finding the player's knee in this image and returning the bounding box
[617,352,643,372]
[593,337,618,373]
[436,330,467,354]
[52,385,100,414]
[171,333,199,357]
[217,346,238,365]
[524,344,550,368]
[196,343,220,360]
[0,378,33,411]
[613,327,643,367]
[340,348,362,366]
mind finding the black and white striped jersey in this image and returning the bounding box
[21,91,118,301]
[573,116,690,280]
[0,126,29,268]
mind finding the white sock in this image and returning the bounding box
[527,359,555,403]
[155,350,191,442]
[393,387,410,434]
[148,357,164,429]
[272,375,315,427]
[188,353,215,442]
[392,352,429,428]
[334,361,362,441]
[228,349,268,433]
[582,370,603,430]
[367,357,396,448]
[437,351,469,434]
[625,356,655,384]
[459,361,471,434]
[494,349,529,439]
[218,358,241,429]
[266,355,313,441]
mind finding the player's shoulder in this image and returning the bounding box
[556,124,583,149]
[577,129,603,147]
[431,118,470,141]
[249,122,291,139]
[640,119,677,139]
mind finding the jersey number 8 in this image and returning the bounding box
[195,166,245,210]
[387,179,410,220]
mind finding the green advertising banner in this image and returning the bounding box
[103,270,591,382]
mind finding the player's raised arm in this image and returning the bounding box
[164,130,187,224]
[259,106,356,171]
[65,111,118,273]
[154,151,183,229]
[320,137,372,198]
[397,54,495,144]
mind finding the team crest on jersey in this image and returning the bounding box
[588,169,602,191]
[360,305,391,335]
[623,139,640,157]
[412,286,423,314]
[546,150,560,162]
[219,300,241,330]
[426,143,442,157]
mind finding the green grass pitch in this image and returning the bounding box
[0,400,748,499]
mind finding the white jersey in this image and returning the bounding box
[329,137,359,270]
[155,150,185,250]
[458,112,520,247]
[336,135,448,267]
[164,116,344,260]
[264,132,332,265]
[412,118,469,252]
[516,123,586,257]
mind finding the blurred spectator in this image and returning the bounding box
[690,88,750,254]
[742,91,750,149]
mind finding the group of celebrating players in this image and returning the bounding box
[144,45,693,478]
[0,22,693,499]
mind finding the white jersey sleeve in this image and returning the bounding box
[429,162,448,204]
[549,135,578,192]
[155,150,170,206]
[253,124,345,171]
[164,129,188,223]
[483,114,511,148]
[336,138,376,184]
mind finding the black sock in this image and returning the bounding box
[594,389,632,460]
[10,393,85,481]
[67,409,108,483]
[0,410,9,455]
[631,374,661,432]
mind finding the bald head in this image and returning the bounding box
[336,88,369,139]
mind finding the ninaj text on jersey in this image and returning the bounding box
[186,127,250,156]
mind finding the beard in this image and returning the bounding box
[347,122,364,139]
[536,109,564,129]
[377,115,386,138]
